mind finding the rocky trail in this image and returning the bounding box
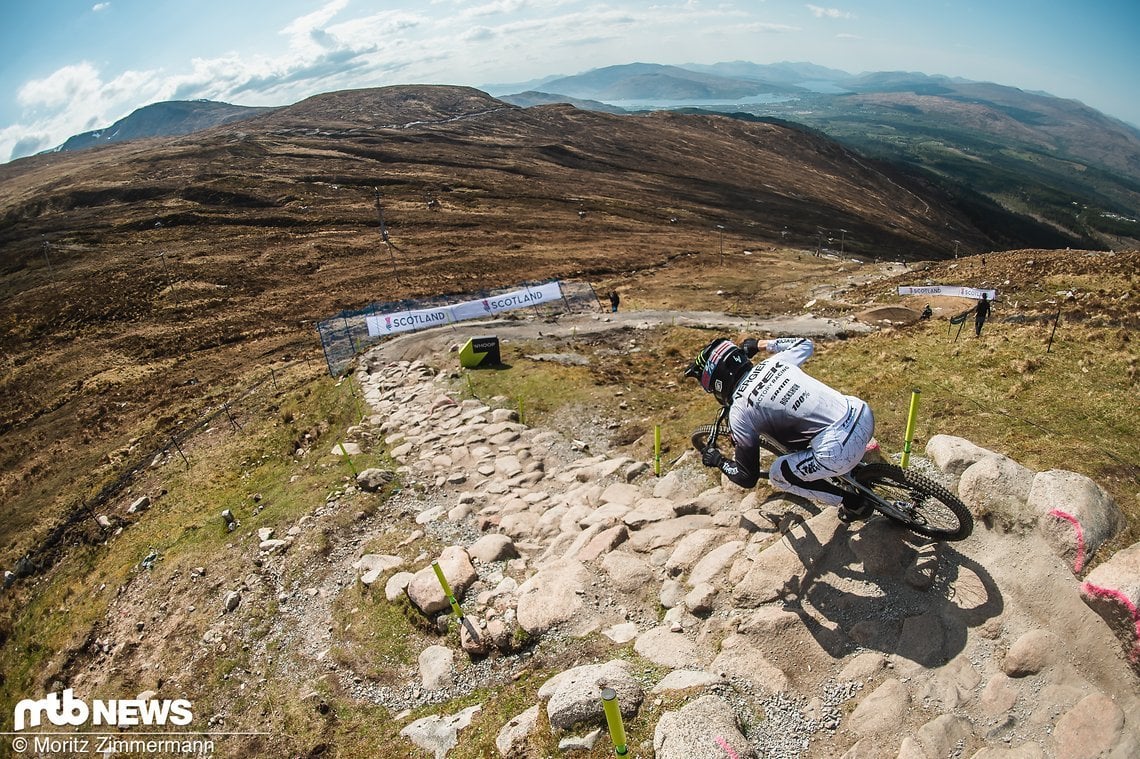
[73,309,1140,759]
[276,310,1136,758]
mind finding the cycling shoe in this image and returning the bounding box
[837,497,872,523]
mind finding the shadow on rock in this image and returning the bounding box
[773,515,1003,668]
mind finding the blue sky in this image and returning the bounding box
[1,1,1138,162]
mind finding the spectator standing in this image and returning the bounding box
[974,293,991,337]
[609,291,620,313]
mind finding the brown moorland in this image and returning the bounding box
[0,84,1005,565]
[0,85,1138,758]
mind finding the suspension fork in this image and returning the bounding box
[707,405,730,452]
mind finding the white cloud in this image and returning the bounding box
[461,0,533,18]
[744,22,800,33]
[281,0,351,51]
[461,26,496,42]
[92,2,111,11]
[806,5,854,20]
[7,63,172,160]
[17,63,105,111]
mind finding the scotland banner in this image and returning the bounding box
[366,281,564,337]
[898,285,997,300]
[365,306,455,337]
[451,281,563,321]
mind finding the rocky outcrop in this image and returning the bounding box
[1079,542,1140,666]
[940,440,1124,576]
[1029,469,1122,573]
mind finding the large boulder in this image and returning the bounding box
[467,534,519,564]
[1052,693,1130,759]
[1028,470,1122,573]
[538,659,642,731]
[925,434,995,477]
[634,625,710,670]
[495,705,539,757]
[957,455,1036,531]
[654,695,757,759]
[850,678,910,737]
[399,705,481,758]
[418,644,454,690]
[1079,541,1140,667]
[516,559,593,635]
[732,510,843,607]
[356,467,396,492]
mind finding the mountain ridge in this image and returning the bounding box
[37,61,1137,250]
[52,99,274,154]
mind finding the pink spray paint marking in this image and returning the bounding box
[1048,508,1086,573]
[1081,581,1140,663]
[715,736,741,759]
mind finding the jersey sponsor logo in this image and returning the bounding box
[748,363,787,402]
[796,458,821,477]
[779,383,801,406]
[772,377,790,402]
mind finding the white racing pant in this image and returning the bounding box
[768,398,875,507]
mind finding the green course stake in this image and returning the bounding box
[338,441,357,476]
[601,687,628,756]
[900,388,921,468]
[466,372,475,398]
[431,560,464,620]
[654,425,662,477]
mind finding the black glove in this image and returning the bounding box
[702,447,725,469]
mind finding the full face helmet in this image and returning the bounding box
[685,338,753,405]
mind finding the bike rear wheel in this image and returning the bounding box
[855,463,973,541]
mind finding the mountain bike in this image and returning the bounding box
[691,406,973,541]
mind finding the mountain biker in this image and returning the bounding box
[685,336,876,522]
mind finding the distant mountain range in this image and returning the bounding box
[491,62,1140,248]
[53,100,273,153]
[45,61,1140,249]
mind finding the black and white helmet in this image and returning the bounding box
[685,338,753,405]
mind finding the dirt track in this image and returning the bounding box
[367,308,876,364]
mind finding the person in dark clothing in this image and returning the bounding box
[920,304,933,320]
[608,291,620,313]
[974,293,991,336]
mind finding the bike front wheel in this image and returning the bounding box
[690,425,785,458]
[855,463,973,541]
[690,424,726,454]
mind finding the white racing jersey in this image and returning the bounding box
[717,337,864,490]
[728,337,852,448]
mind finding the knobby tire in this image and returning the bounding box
[855,463,973,541]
